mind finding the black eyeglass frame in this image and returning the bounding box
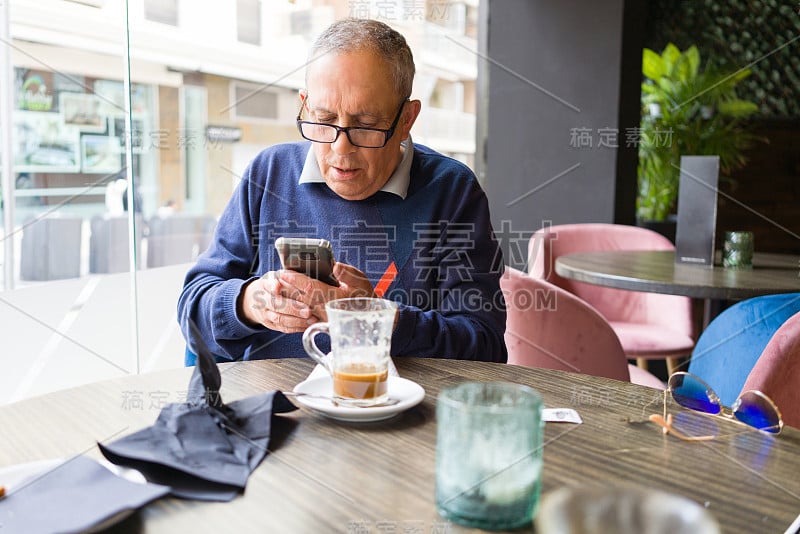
[296,99,409,148]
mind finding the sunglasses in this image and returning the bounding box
[648,372,783,441]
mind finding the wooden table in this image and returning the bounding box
[556,250,800,324]
[2,358,799,533]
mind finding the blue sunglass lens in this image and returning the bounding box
[669,374,721,415]
[734,391,782,434]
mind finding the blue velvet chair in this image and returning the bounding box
[185,347,236,366]
[687,293,800,406]
[185,347,198,366]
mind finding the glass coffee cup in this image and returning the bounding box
[302,297,397,407]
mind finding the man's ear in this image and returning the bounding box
[299,90,308,104]
[400,99,422,140]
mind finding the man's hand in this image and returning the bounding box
[239,263,377,331]
[278,262,376,321]
[239,271,316,333]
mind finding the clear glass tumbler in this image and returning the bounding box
[722,230,754,269]
[436,382,544,530]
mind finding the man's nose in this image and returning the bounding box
[331,129,357,154]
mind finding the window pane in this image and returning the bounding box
[0,0,139,402]
[237,0,261,46]
[0,0,480,402]
[144,0,178,26]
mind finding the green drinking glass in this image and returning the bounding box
[436,382,544,530]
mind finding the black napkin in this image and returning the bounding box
[0,455,170,534]
[99,323,298,501]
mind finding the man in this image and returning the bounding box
[178,18,506,362]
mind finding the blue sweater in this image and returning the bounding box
[178,141,507,362]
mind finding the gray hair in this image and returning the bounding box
[308,18,415,99]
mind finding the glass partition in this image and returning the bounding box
[0,0,479,404]
[1,0,137,402]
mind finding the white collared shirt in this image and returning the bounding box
[297,138,414,199]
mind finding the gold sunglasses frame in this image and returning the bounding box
[648,371,783,441]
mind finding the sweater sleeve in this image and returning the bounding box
[389,177,507,363]
[176,162,278,362]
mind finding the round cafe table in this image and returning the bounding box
[1,358,799,533]
[554,250,800,300]
[555,250,800,325]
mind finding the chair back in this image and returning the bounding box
[89,214,144,273]
[689,293,800,406]
[147,214,218,268]
[185,347,198,367]
[741,310,800,429]
[501,266,630,381]
[528,223,692,337]
[20,216,83,280]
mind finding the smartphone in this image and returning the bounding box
[274,237,339,286]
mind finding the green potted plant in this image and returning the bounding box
[637,43,762,228]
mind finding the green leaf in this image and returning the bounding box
[730,68,752,83]
[641,83,659,95]
[657,77,676,96]
[662,43,682,75]
[685,46,700,78]
[718,99,759,116]
[642,48,666,81]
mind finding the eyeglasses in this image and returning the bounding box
[296,99,408,148]
[649,372,783,441]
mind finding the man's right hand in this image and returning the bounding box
[239,271,317,333]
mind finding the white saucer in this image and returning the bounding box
[0,458,63,492]
[292,376,425,422]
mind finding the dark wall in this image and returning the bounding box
[478,0,644,270]
[717,119,800,254]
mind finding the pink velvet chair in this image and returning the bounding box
[528,223,695,375]
[740,311,800,429]
[502,266,665,389]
